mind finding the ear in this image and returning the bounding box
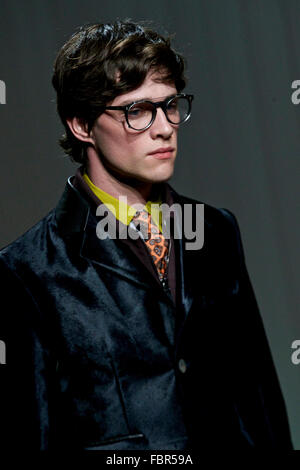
[66,116,95,145]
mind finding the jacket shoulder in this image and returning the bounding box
[172,186,245,259]
[174,187,240,230]
[0,209,55,271]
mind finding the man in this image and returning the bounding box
[0,20,293,451]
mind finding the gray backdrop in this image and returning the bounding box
[0,0,299,448]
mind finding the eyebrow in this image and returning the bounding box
[118,94,176,106]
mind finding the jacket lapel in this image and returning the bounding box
[81,217,161,291]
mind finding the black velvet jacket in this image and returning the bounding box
[0,176,293,451]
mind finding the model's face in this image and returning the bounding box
[89,71,179,184]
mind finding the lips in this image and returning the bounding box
[148,147,175,155]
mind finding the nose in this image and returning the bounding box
[149,107,174,139]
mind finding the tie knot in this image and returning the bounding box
[132,209,152,240]
[133,208,149,221]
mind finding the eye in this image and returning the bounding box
[128,108,142,117]
[128,102,152,119]
[167,99,178,111]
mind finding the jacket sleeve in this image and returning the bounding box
[0,257,55,452]
[219,208,293,450]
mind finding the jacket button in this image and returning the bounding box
[178,358,187,374]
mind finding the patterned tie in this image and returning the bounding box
[132,208,169,282]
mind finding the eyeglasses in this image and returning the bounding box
[103,93,194,131]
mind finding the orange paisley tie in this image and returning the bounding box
[132,209,169,282]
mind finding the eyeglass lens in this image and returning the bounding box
[127,96,191,130]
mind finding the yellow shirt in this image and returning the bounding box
[83,172,163,231]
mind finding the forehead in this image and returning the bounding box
[112,71,177,106]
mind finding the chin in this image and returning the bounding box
[144,161,175,183]
[141,169,174,184]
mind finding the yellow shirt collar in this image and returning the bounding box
[83,172,163,230]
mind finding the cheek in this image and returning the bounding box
[97,128,146,160]
[94,132,141,169]
[93,123,123,157]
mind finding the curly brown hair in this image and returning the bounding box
[52,19,187,165]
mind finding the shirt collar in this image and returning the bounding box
[82,170,163,229]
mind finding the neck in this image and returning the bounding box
[85,151,157,206]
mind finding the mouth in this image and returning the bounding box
[147,147,175,160]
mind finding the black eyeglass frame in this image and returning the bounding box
[103,93,194,131]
